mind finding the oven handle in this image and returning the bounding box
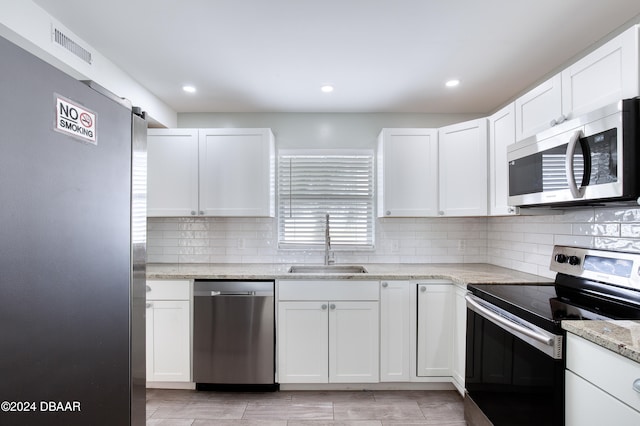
[565,129,589,199]
[465,294,554,346]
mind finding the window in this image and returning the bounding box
[278,151,374,249]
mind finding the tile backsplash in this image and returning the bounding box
[147,216,488,265]
[147,206,640,279]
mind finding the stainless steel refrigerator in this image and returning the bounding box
[0,35,146,425]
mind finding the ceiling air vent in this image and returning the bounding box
[52,27,92,65]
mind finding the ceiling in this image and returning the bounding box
[33,0,640,114]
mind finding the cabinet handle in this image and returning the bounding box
[321,304,328,310]
[633,378,640,393]
[508,207,515,214]
[146,302,152,309]
[199,211,205,215]
[420,286,427,292]
[385,210,391,216]
[190,210,196,216]
[382,282,388,288]
[330,304,336,310]
[438,211,445,216]
[146,285,151,292]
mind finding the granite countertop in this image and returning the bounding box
[562,320,640,363]
[146,262,553,286]
[148,262,640,363]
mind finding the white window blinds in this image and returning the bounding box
[278,152,374,248]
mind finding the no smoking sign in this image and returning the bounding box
[54,94,97,145]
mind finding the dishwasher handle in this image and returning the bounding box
[194,290,265,297]
[194,290,273,297]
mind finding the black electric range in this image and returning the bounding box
[464,245,640,426]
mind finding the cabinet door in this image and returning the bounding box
[438,118,488,216]
[198,128,275,217]
[147,129,199,217]
[562,26,639,120]
[452,285,467,393]
[417,284,453,377]
[566,371,640,426]
[488,103,518,216]
[329,301,379,383]
[277,301,329,383]
[146,300,191,382]
[377,128,438,217]
[514,74,562,141]
[379,281,412,382]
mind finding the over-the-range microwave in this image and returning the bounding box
[508,97,640,207]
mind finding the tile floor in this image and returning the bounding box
[146,388,467,425]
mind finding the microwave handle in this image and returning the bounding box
[565,129,588,199]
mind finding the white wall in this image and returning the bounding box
[0,1,177,127]
[178,112,480,149]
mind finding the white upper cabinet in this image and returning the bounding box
[377,128,438,217]
[562,25,639,120]
[438,118,488,216]
[198,128,275,217]
[147,128,275,217]
[488,103,518,216]
[515,25,639,142]
[147,129,199,217]
[514,73,563,142]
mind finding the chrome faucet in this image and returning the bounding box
[324,213,335,265]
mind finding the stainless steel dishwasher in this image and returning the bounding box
[193,280,276,390]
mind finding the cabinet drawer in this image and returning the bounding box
[278,280,379,301]
[146,280,190,300]
[566,333,640,412]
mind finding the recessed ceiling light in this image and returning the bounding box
[321,85,334,93]
[182,85,196,93]
[445,79,460,88]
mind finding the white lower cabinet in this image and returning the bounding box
[379,280,413,382]
[417,283,454,377]
[276,280,379,384]
[277,300,379,384]
[565,333,640,425]
[277,301,329,383]
[451,284,467,393]
[146,280,191,383]
[329,301,379,383]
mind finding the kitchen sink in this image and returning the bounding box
[287,265,368,274]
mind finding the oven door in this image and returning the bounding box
[465,294,564,426]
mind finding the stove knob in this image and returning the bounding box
[555,254,568,264]
[568,255,581,266]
